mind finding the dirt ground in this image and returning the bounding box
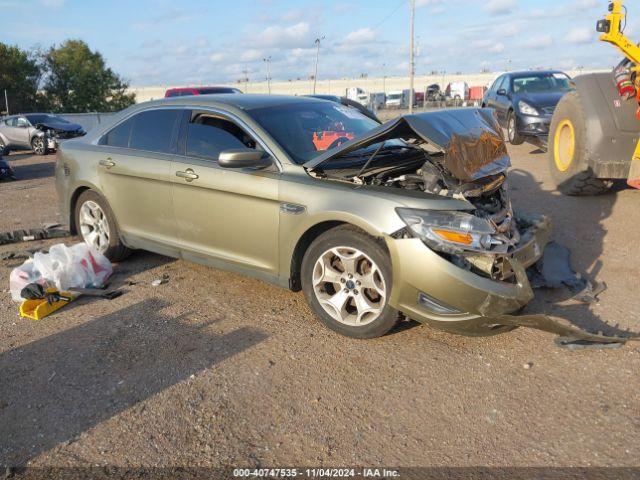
[0,141,639,470]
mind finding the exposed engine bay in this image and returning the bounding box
[305,108,532,281]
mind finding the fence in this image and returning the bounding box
[57,112,117,133]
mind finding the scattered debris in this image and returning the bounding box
[151,273,170,286]
[554,337,625,351]
[0,224,70,246]
[9,243,112,301]
[528,241,607,303]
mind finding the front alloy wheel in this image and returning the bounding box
[312,246,386,326]
[31,137,46,155]
[507,112,524,145]
[301,226,399,338]
[79,200,110,254]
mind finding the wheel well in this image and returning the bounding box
[69,186,90,234]
[289,221,345,291]
[288,221,391,292]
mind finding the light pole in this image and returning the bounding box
[382,63,386,94]
[313,35,325,94]
[263,56,272,94]
[242,67,249,93]
[408,0,415,114]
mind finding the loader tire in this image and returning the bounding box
[548,91,612,196]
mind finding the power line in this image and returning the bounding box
[372,0,406,31]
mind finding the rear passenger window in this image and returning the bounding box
[186,115,254,161]
[129,109,180,153]
[101,118,133,147]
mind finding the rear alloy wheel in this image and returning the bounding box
[507,111,524,145]
[301,226,399,338]
[74,190,130,261]
[31,136,46,156]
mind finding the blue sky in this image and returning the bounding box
[3,0,633,86]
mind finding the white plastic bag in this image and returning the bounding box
[10,243,112,301]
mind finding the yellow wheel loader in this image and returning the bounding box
[549,0,640,195]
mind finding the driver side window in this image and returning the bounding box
[186,114,257,162]
[16,117,29,127]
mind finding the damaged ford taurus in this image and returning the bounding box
[55,95,551,339]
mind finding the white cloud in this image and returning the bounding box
[344,28,376,44]
[209,52,227,63]
[566,27,594,44]
[240,49,264,62]
[484,0,517,15]
[472,39,505,53]
[521,34,553,49]
[40,0,65,7]
[257,22,312,48]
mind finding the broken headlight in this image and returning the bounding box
[396,208,497,254]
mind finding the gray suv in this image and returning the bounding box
[0,114,85,155]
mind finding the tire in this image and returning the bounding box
[74,190,131,262]
[548,91,612,196]
[31,136,47,156]
[301,226,400,339]
[507,111,524,145]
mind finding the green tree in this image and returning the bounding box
[42,40,135,112]
[0,43,41,113]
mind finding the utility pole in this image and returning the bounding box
[263,56,272,94]
[4,90,8,115]
[382,63,386,94]
[242,67,249,93]
[409,0,415,114]
[313,35,325,94]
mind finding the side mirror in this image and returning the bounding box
[218,148,272,169]
[497,89,507,96]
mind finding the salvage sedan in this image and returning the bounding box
[55,95,550,339]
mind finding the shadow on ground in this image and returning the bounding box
[0,298,267,466]
[9,160,55,181]
[508,169,637,338]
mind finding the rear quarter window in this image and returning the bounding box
[99,109,180,153]
[100,118,133,148]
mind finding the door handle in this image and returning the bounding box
[99,158,115,169]
[176,169,199,182]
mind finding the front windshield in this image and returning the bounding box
[512,73,574,94]
[248,101,383,164]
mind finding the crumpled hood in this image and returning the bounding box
[35,121,84,133]
[303,108,511,183]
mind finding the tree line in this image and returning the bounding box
[0,39,136,114]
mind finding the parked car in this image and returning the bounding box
[55,95,550,339]
[0,150,15,181]
[446,81,469,102]
[164,86,243,97]
[385,90,405,108]
[0,114,86,155]
[304,95,380,122]
[482,70,574,147]
[426,84,444,101]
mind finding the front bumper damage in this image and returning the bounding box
[387,214,632,344]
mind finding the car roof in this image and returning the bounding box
[142,93,327,111]
[506,70,567,78]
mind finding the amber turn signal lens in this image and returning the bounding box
[432,229,473,245]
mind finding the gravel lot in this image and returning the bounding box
[1,140,639,469]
